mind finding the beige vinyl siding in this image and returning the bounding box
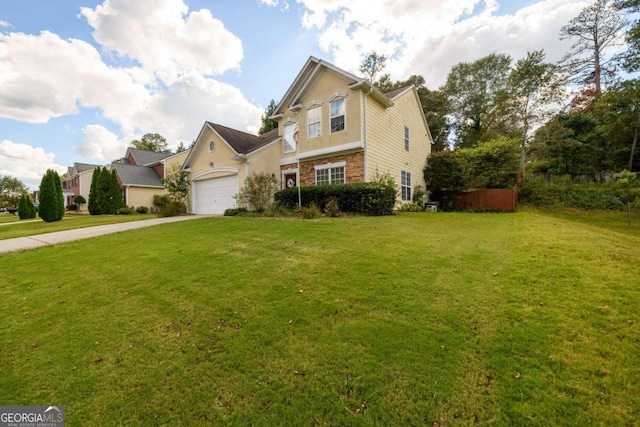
[126,186,166,209]
[279,69,362,160]
[365,89,431,196]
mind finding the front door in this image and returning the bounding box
[284,173,297,189]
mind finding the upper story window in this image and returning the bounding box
[283,121,298,153]
[401,171,411,201]
[404,126,410,151]
[330,98,345,133]
[307,107,321,139]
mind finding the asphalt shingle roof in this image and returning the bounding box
[127,148,172,166]
[207,123,279,154]
[112,163,164,187]
[384,85,413,100]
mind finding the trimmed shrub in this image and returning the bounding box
[18,193,36,219]
[117,206,135,215]
[136,206,149,214]
[274,182,396,216]
[300,202,322,219]
[66,204,78,211]
[398,202,424,212]
[224,207,248,216]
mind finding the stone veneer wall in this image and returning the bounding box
[282,151,365,186]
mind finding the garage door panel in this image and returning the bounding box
[193,175,238,214]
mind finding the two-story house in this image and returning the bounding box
[182,56,432,214]
[62,162,101,211]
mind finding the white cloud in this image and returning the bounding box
[79,0,243,84]
[0,140,66,190]
[75,125,130,163]
[0,20,12,28]
[0,30,148,124]
[296,0,589,88]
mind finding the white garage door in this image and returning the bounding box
[193,175,239,214]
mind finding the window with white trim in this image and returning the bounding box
[315,163,345,185]
[307,107,321,138]
[283,122,297,153]
[330,98,345,133]
[401,171,411,201]
[404,126,409,151]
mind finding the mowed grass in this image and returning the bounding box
[0,211,638,426]
[0,213,157,240]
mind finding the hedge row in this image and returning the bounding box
[274,183,396,216]
[518,185,623,210]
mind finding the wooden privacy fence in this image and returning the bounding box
[452,188,518,212]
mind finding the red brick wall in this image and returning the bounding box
[284,151,365,186]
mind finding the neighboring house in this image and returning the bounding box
[110,148,191,210]
[62,162,100,210]
[182,56,433,214]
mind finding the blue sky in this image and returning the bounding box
[1,0,589,189]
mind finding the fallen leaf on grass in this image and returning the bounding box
[515,372,522,379]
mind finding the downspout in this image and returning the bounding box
[363,86,374,182]
[245,159,250,210]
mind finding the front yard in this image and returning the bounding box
[0,210,638,425]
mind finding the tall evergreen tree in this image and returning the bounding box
[88,166,101,215]
[39,169,64,222]
[97,167,112,214]
[18,193,36,219]
[109,169,124,213]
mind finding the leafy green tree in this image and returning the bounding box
[616,0,640,71]
[88,166,101,215]
[442,53,513,148]
[593,79,640,170]
[176,141,187,153]
[109,169,124,213]
[39,169,64,222]
[458,137,521,189]
[559,0,626,99]
[18,193,36,219]
[0,175,28,207]
[423,150,467,193]
[505,50,566,177]
[161,164,190,208]
[360,51,387,83]
[130,133,170,153]
[258,99,278,135]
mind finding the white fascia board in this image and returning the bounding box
[192,167,239,181]
[278,141,364,166]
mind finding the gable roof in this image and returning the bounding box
[111,163,164,188]
[66,162,100,177]
[126,147,172,166]
[181,123,280,170]
[208,123,279,155]
[384,85,414,100]
[273,56,393,116]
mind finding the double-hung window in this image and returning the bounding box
[404,126,410,151]
[315,162,345,185]
[401,171,411,201]
[283,122,297,153]
[308,107,321,138]
[330,98,345,133]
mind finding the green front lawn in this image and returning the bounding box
[0,211,638,425]
[0,213,157,240]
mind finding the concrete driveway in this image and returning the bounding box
[0,215,209,255]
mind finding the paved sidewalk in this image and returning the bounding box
[0,215,209,255]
